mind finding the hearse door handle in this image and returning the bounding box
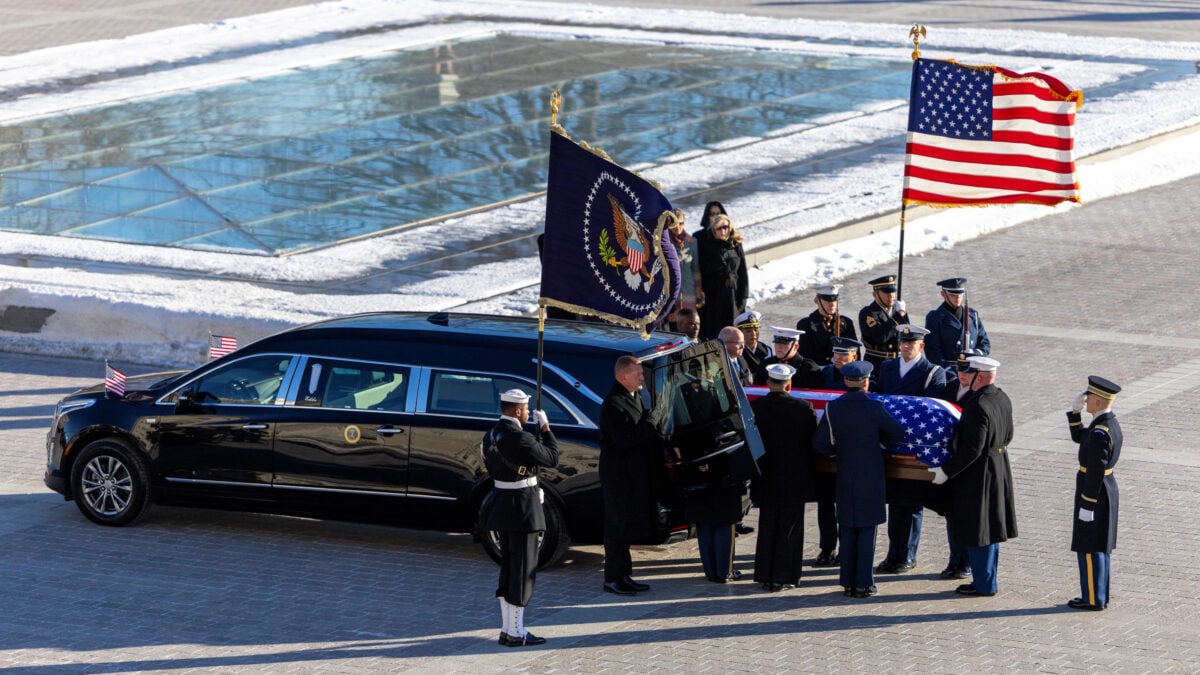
[242,423,268,430]
[715,430,739,444]
[377,426,405,436]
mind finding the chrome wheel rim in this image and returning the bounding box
[80,455,133,517]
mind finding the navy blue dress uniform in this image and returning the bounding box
[797,284,858,366]
[736,311,772,376]
[482,389,560,647]
[599,373,667,595]
[813,361,907,597]
[751,363,820,590]
[814,336,861,565]
[934,350,980,580]
[755,327,823,389]
[1067,376,1123,611]
[929,356,1017,597]
[858,275,910,369]
[874,325,948,574]
[686,470,746,583]
[924,278,991,369]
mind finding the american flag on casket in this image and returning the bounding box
[745,387,962,468]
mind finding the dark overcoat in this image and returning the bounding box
[755,353,823,389]
[940,384,1017,546]
[813,389,906,527]
[858,301,910,365]
[482,418,560,532]
[875,354,947,398]
[695,229,748,340]
[1069,410,1122,553]
[750,391,819,508]
[599,382,665,542]
[924,303,991,368]
[796,310,858,366]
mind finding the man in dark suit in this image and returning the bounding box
[751,363,819,591]
[797,284,857,366]
[482,389,559,647]
[718,326,753,387]
[929,356,1017,597]
[874,324,948,575]
[924,277,991,368]
[755,327,823,389]
[814,361,906,598]
[859,275,909,370]
[1066,376,1123,611]
[599,355,667,596]
[934,350,980,580]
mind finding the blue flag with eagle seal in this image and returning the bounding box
[540,129,680,338]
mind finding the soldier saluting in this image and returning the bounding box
[482,389,559,647]
[1066,376,1123,611]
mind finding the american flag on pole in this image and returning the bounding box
[208,334,237,359]
[104,363,126,398]
[902,58,1083,207]
[746,387,961,467]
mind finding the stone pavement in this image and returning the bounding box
[3,174,1200,672]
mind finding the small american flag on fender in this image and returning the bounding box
[208,334,238,359]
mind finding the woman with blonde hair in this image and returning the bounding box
[695,209,748,340]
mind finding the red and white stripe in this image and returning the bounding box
[903,64,1081,207]
[105,364,126,398]
[208,334,238,359]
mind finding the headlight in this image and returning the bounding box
[53,399,95,422]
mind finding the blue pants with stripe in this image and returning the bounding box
[839,525,877,591]
[1077,551,1110,607]
[967,543,1000,594]
[696,523,735,580]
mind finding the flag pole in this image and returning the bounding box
[898,25,925,302]
[533,90,562,427]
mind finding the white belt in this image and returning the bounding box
[494,476,538,490]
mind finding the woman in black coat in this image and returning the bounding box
[695,207,749,340]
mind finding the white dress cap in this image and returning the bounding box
[499,388,531,404]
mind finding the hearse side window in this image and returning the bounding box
[296,359,409,411]
[656,353,736,432]
[191,355,292,405]
[427,372,572,424]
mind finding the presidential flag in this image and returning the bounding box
[208,334,238,359]
[902,57,1083,207]
[104,363,126,398]
[746,387,961,467]
[540,130,680,338]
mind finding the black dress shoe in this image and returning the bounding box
[814,551,834,566]
[729,569,743,581]
[622,576,650,592]
[1067,597,1105,611]
[706,575,728,584]
[843,587,854,597]
[735,523,755,535]
[875,559,898,574]
[940,565,970,580]
[498,631,508,646]
[955,583,996,597]
[603,581,637,596]
[852,586,877,598]
[503,632,547,647]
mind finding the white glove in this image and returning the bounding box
[928,466,948,485]
[1071,391,1087,413]
[1077,508,1094,522]
[531,409,549,429]
[895,299,907,313]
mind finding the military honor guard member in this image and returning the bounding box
[1066,376,1123,611]
[858,275,910,370]
[482,389,560,647]
[820,336,863,391]
[924,277,991,368]
[755,327,823,389]
[874,324,948,575]
[736,310,772,375]
[718,325,753,387]
[811,336,862,565]
[814,361,906,598]
[599,355,667,596]
[797,284,858,366]
[751,363,820,591]
[929,356,1017,597]
[934,350,981,580]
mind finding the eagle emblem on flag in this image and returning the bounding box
[603,194,658,290]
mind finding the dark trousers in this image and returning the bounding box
[603,532,633,583]
[753,505,804,585]
[885,504,923,563]
[817,496,838,553]
[1077,551,1110,607]
[944,516,969,567]
[696,523,736,580]
[838,525,877,591]
[497,530,540,607]
[967,543,1000,594]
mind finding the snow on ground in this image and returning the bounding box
[1,0,1200,367]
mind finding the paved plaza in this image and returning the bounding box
[2,0,1200,672]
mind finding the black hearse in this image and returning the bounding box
[45,312,763,567]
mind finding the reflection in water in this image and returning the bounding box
[0,35,918,254]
